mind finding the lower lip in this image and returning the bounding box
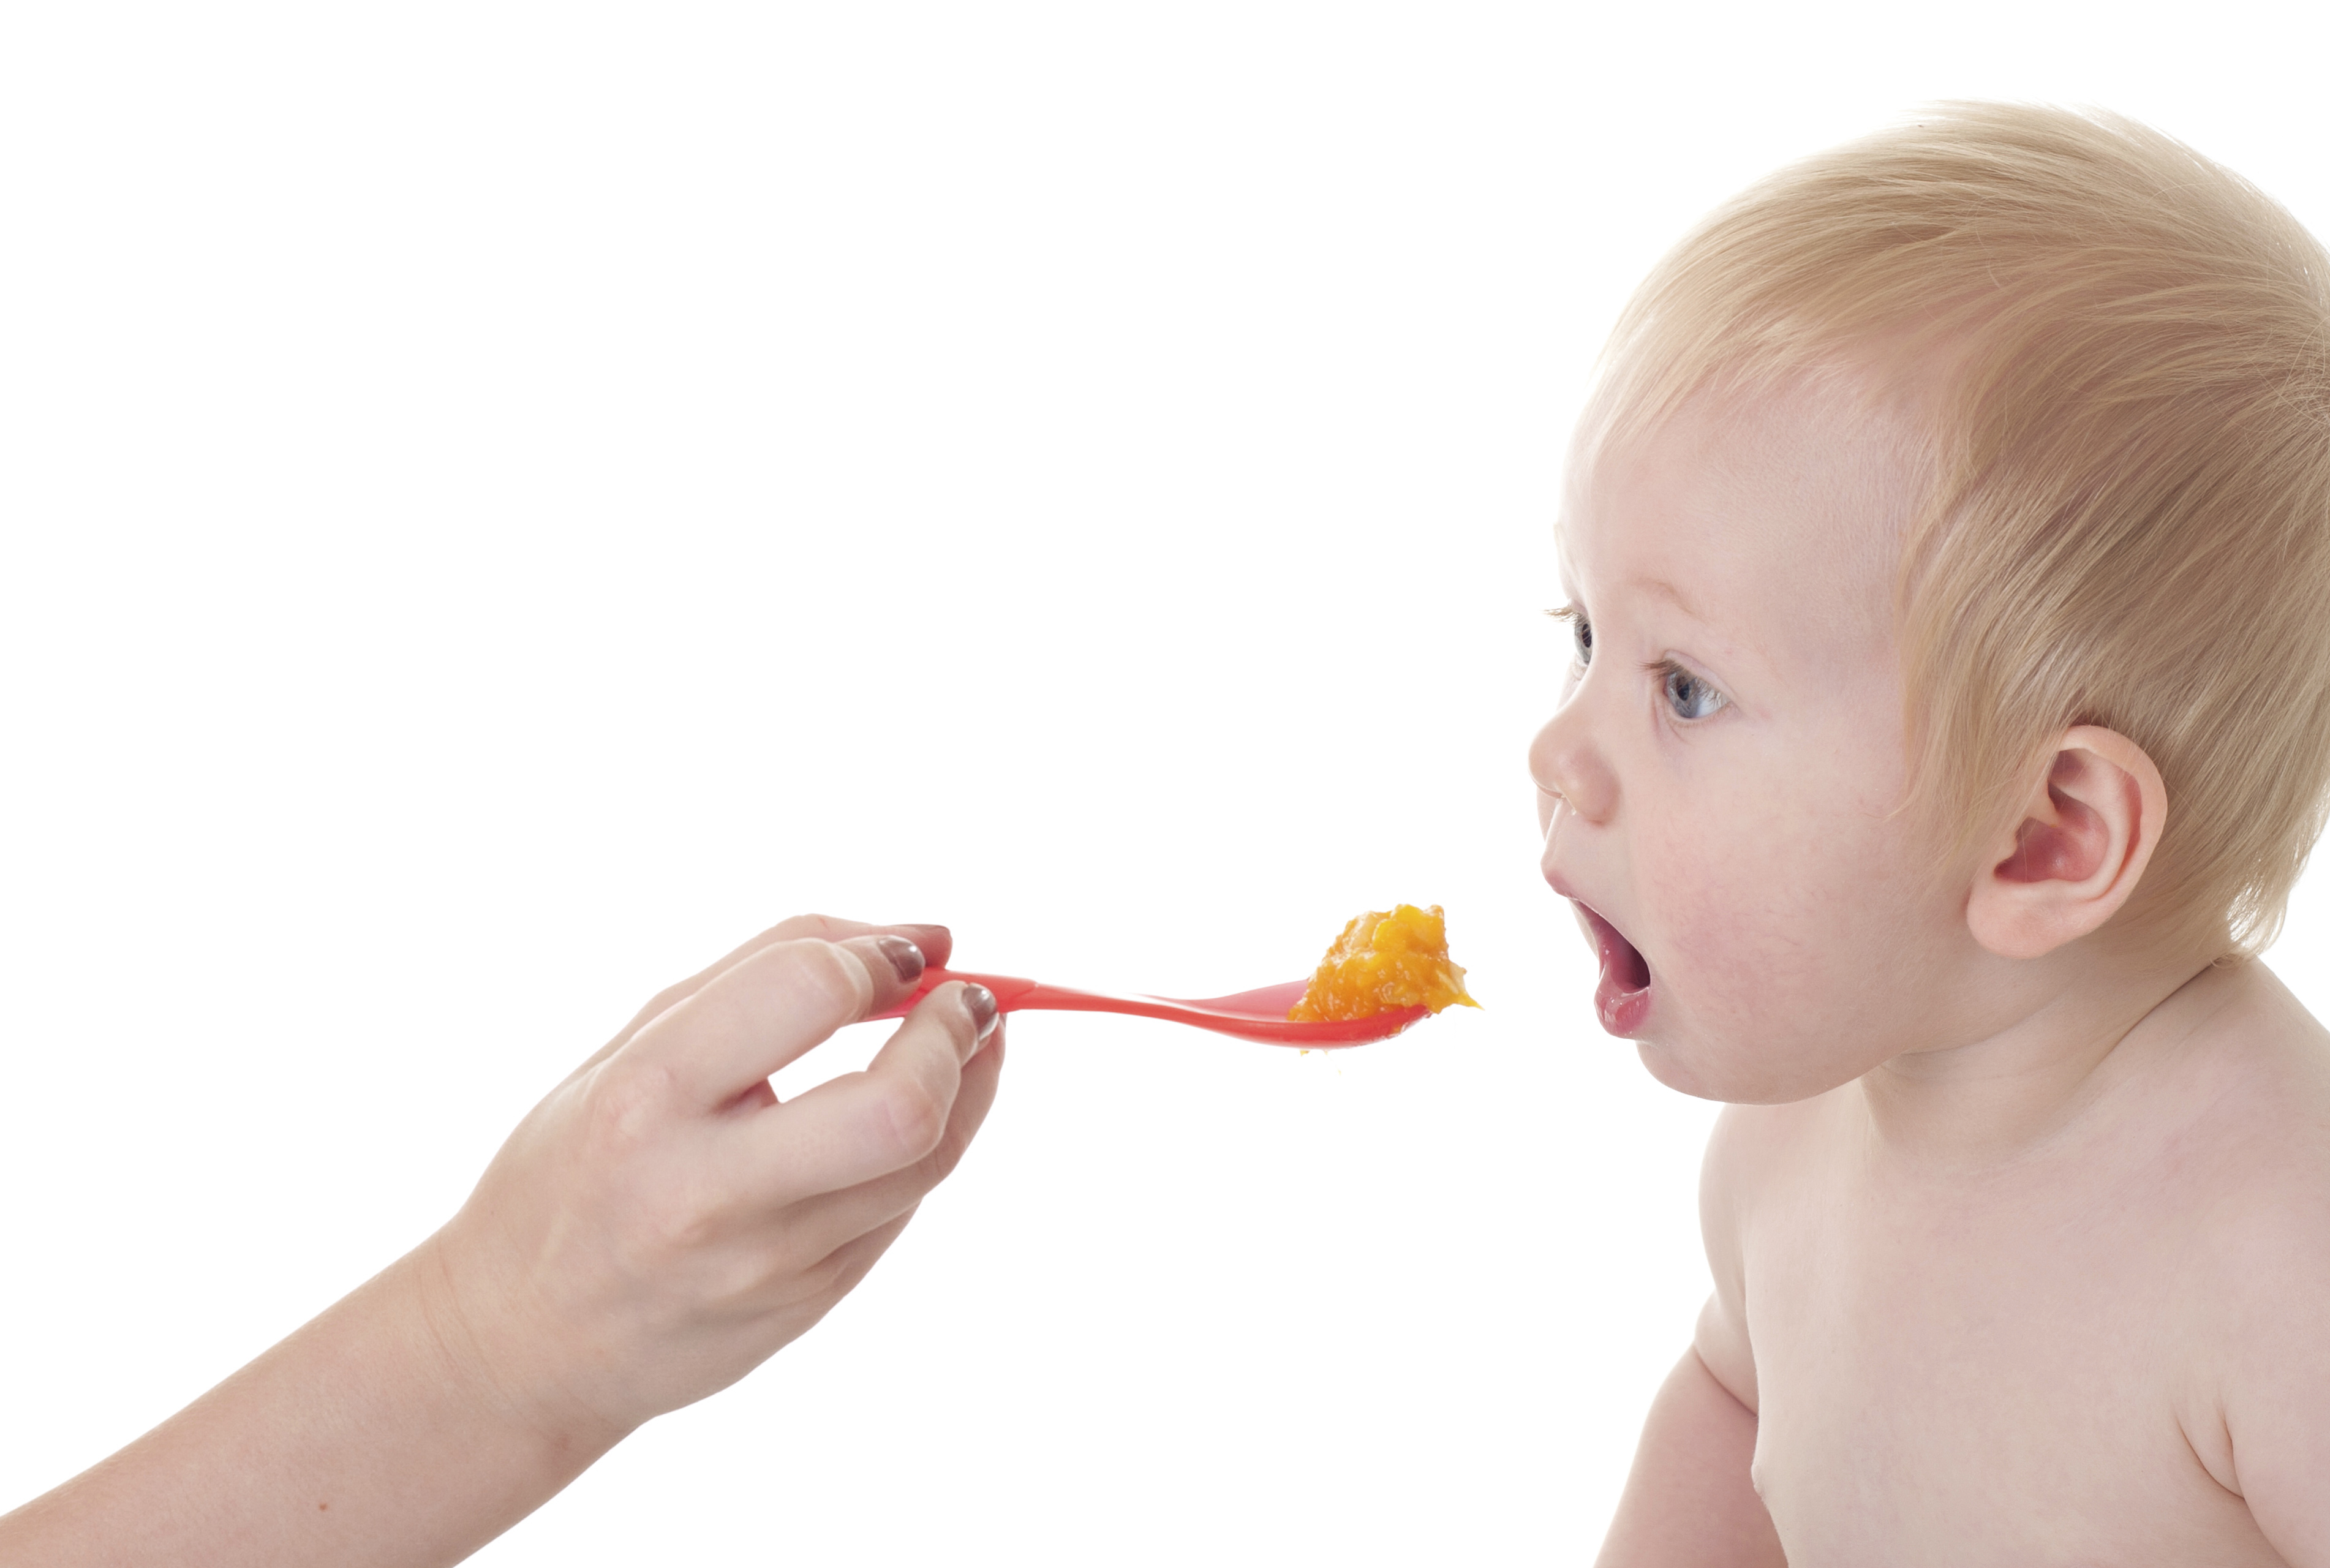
[1577,905,1653,1037]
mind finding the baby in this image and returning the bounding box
[1536,105,2330,1563]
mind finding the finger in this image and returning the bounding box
[734,1015,1007,1260]
[581,917,956,1075]
[802,1207,921,1316]
[628,934,931,1104]
[730,981,990,1198]
[768,916,951,973]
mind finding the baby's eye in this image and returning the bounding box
[1569,611,1593,667]
[1661,663,1727,721]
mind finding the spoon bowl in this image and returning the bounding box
[870,967,1428,1046]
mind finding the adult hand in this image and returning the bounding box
[421,914,1006,1444]
[0,914,1005,1568]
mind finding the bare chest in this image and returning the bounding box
[1741,1155,2274,1566]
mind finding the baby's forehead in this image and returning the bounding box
[1561,374,1918,665]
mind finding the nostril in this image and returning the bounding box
[1534,741,1616,825]
[1536,782,1566,839]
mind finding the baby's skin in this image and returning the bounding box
[1534,375,2330,1564]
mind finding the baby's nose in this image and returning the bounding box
[1528,710,1618,825]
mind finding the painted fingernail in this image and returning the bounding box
[962,983,999,1040]
[874,935,925,984]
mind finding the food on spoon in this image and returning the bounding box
[1287,904,1480,1022]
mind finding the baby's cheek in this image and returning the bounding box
[1651,788,1883,1021]
[1634,831,1764,1011]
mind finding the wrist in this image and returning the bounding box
[405,1225,635,1471]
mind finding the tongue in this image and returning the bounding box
[1603,925,1650,992]
[1580,907,1654,1036]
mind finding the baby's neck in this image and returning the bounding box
[1852,944,2231,1169]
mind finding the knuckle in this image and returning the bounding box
[637,981,690,1022]
[640,1185,718,1257]
[575,1072,737,1261]
[772,913,842,941]
[701,1244,779,1311]
[914,1136,965,1191]
[914,1114,971,1185]
[800,1242,856,1298]
[912,985,976,1058]
[585,1060,675,1155]
[875,1076,948,1161]
[769,939,870,1019]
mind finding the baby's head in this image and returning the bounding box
[1531,104,2330,1101]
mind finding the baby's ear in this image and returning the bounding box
[1965,726,2166,960]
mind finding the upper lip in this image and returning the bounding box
[1544,870,1616,930]
[1544,868,1642,960]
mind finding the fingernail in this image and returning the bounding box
[962,983,998,1040]
[874,935,925,984]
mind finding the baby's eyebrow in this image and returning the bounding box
[1626,575,1706,622]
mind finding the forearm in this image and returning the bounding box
[1594,1348,1786,1568]
[0,1233,621,1568]
[0,922,997,1566]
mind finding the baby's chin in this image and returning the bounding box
[1631,1025,1864,1106]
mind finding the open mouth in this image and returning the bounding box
[1574,902,1653,1036]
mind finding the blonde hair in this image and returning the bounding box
[1581,102,2330,956]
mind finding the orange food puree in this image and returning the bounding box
[1287,904,1479,1022]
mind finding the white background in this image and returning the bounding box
[5,4,2329,1562]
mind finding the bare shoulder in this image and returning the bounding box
[2151,960,2330,1562]
[1695,1092,1839,1411]
[2135,960,2330,1297]
[2151,959,2330,1201]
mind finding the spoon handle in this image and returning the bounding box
[866,967,1425,1046]
[867,968,1201,1023]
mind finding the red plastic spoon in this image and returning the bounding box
[868,967,1428,1047]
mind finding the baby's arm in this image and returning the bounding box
[1594,1107,1786,1567]
[0,916,1001,1567]
[1593,1338,1782,1566]
[2210,1180,2330,1566]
